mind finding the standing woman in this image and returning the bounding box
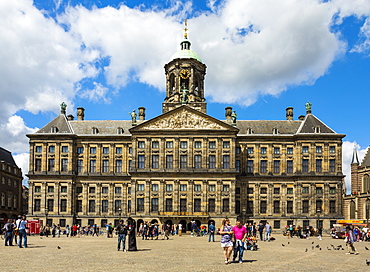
[127,217,137,251]
[219,218,233,264]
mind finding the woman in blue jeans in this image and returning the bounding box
[16,215,28,248]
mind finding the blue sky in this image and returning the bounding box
[0,0,370,191]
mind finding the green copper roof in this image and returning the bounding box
[170,49,202,63]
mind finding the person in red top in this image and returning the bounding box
[232,221,248,263]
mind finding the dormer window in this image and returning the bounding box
[314,126,321,133]
[117,127,124,134]
[273,128,279,134]
[247,128,253,134]
[92,127,99,134]
[51,126,58,133]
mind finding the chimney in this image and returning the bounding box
[286,107,293,120]
[67,114,74,121]
[138,107,146,120]
[77,107,85,121]
[298,115,305,120]
[225,106,232,120]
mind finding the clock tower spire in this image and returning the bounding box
[162,20,207,114]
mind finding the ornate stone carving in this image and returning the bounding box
[142,109,225,130]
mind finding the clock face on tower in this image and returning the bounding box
[180,69,190,79]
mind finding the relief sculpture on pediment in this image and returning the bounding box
[144,109,224,130]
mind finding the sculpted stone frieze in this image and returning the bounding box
[142,109,225,130]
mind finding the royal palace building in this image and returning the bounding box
[27,30,345,231]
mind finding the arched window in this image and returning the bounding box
[363,175,370,193]
[169,73,175,94]
[350,200,356,219]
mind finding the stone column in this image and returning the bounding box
[131,180,137,215]
[202,180,207,213]
[96,183,102,216]
[108,183,114,216]
[216,180,222,214]
[83,183,88,215]
[174,180,179,213]
[55,181,60,215]
[145,179,151,215]
[159,180,165,214]
[188,180,194,214]
[55,143,61,172]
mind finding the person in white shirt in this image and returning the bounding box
[16,215,28,248]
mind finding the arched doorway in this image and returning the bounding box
[151,219,158,224]
[179,220,187,233]
[137,219,144,232]
[0,213,7,219]
[195,220,201,228]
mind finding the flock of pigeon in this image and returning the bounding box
[280,240,370,266]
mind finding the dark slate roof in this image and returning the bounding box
[0,147,18,167]
[37,114,73,134]
[70,120,136,135]
[297,114,336,134]
[361,147,370,167]
[236,120,301,135]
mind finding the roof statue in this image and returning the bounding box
[305,101,312,114]
[181,83,189,104]
[60,102,67,115]
[129,110,137,126]
[231,110,237,126]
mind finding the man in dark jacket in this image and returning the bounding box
[115,220,128,251]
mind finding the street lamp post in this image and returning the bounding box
[118,207,122,221]
[316,208,321,230]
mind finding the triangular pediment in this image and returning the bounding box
[131,106,238,131]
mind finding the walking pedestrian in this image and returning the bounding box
[3,219,14,246]
[345,226,359,255]
[208,222,215,242]
[265,222,272,242]
[232,221,247,263]
[219,218,233,265]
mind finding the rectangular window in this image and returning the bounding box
[103,147,109,154]
[35,159,42,172]
[34,199,41,212]
[316,159,322,172]
[137,198,144,212]
[89,200,95,213]
[329,187,336,194]
[273,187,280,194]
[260,147,267,155]
[208,199,215,212]
[180,199,187,212]
[302,200,309,213]
[102,187,108,194]
[222,198,230,213]
[209,141,216,149]
[129,147,132,154]
[166,184,173,192]
[316,200,323,213]
[114,200,121,212]
[165,198,173,212]
[102,160,109,173]
[236,160,240,172]
[260,160,267,173]
[152,141,159,149]
[115,187,121,194]
[61,159,68,172]
[48,146,55,153]
[302,146,309,153]
[287,187,293,194]
[61,186,67,193]
[151,155,159,169]
[35,146,42,153]
[302,159,309,173]
[247,160,254,173]
[287,160,293,173]
[137,184,145,191]
[260,187,267,194]
[180,184,187,191]
[151,198,158,212]
[102,200,109,213]
[235,200,241,214]
[166,141,173,149]
[287,201,293,213]
[194,155,202,168]
[166,155,173,169]
[138,141,145,149]
[236,146,241,154]
[152,184,159,191]
[287,147,293,155]
[260,201,267,213]
[274,147,280,154]
[61,199,67,212]
[62,146,68,153]
[208,184,215,191]
[180,155,187,169]
[223,185,230,192]
[48,159,55,171]
[274,220,280,229]
[273,200,280,213]
[116,147,122,154]
[316,146,322,153]
[89,187,96,194]
[76,187,82,194]
[302,187,309,194]
[194,184,201,191]
[77,160,83,173]
[35,186,41,193]
[247,187,253,194]
[90,160,96,173]
[329,146,336,153]
[48,186,54,193]
[90,147,96,154]
[194,199,201,212]
[247,201,254,214]
[247,147,254,154]
[135,155,144,169]
[223,141,230,148]
[115,160,122,173]
[208,155,216,169]
[329,159,336,172]
[329,200,336,213]
[316,187,323,194]
[194,141,202,148]
[76,200,82,212]
[180,141,187,149]
[47,199,54,212]
[222,155,230,169]
[273,160,280,173]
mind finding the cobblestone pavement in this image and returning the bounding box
[1,233,369,271]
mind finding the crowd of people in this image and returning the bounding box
[2,215,28,248]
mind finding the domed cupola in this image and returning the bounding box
[163,20,207,114]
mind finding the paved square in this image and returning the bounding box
[2,233,369,271]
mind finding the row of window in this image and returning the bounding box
[243,146,336,155]
[36,145,127,155]
[249,186,336,195]
[247,200,337,214]
[0,163,20,174]
[137,140,230,149]
[0,193,17,209]
[1,177,18,187]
